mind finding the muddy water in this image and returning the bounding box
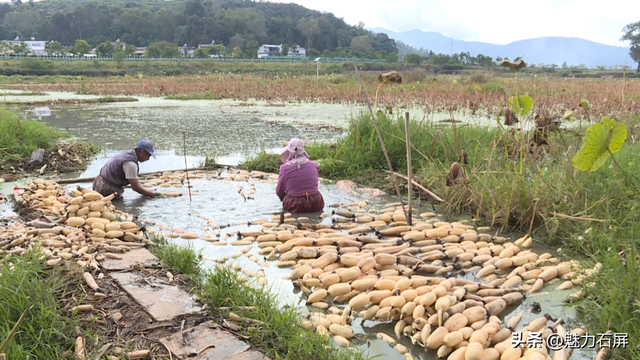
[2,91,593,359]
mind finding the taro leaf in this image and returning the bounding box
[573,116,628,172]
[579,99,591,110]
[508,95,534,116]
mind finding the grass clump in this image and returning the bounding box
[0,109,66,162]
[241,150,282,173]
[150,236,363,359]
[0,249,80,359]
[150,236,202,278]
[202,266,364,360]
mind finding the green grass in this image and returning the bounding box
[0,249,80,359]
[241,150,283,174]
[0,109,67,162]
[150,237,202,278]
[149,236,364,360]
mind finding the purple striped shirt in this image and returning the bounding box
[276,161,320,201]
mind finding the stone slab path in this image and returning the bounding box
[110,271,202,322]
[100,247,158,270]
[105,247,267,359]
[160,320,268,360]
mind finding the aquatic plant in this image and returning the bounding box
[573,116,628,172]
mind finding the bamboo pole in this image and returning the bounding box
[405,112,412,226]
[55,164,235,184]
[384,170,444,202]
[353,64,408,222]
[183,132,192,203]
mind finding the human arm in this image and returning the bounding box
[122,161,157,197]
[129,178,158,197]
[275,165,287,201]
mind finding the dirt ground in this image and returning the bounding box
[0,142,96,182]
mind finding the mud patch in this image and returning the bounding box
[0,142,96,180]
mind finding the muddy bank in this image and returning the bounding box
[0,141,97,182]
[3,96,138,106]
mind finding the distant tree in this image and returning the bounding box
[428,53,451,65]
[124,44,136,56]
[73,40,91,55]
[145,41,180,58]
[114,51,125,64]
[12,42,29,55]
[194,47,208,58]
[350,36,373,56]
[404,53,425,66]
[232,46,242,58]
[386,52,398,62]
[229,33,245,51]
[282,44,289,57]
[621,21,640,72]
[476,54,494,67]
[244,39,259,58]
[96,42,115,57]
[307,48,320,58]
[297,17,320,51]
[46,41,63,56]
[514,56,523,62]
[62,46,74,56]
[562,61,568,69]
[208,44,225,57]
[184,0,205,17]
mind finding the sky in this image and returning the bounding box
[270,0,639,47]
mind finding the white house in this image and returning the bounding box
[179,44,196,57]
[197,41,215,49]
[287,45,306,57]
[257,44,282,58]
[0,37,48,55]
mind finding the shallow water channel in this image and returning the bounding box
[2,91,593,359]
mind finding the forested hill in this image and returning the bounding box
[0,0,397,59]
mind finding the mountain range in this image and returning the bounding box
[370,27,634,68]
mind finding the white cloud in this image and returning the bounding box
[269,0,639,46]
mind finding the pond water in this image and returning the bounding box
[1,91,594,359]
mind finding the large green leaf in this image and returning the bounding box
[508,95,534,116]
[573,116,628,172]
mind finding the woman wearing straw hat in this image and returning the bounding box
[275,138,325,213]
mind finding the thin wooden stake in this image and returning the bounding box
[405,112,412,226]
[183,132,192,203]
[353,64,408,222]
[0,304,33,354]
